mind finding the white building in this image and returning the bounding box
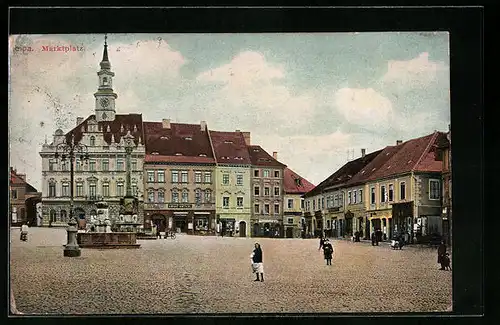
[38,38,145,226]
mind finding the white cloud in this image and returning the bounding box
[197,51,315,130]
[334,87,393,127]
[382,52,448,89]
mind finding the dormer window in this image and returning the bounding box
[90,136,96,146]
[175,153,183,156]
[184,137,192,140]
[224,140,233,144]
[151,152,159,155]
[199,154,207,157]
[253,149,260,152]
[160,136,169,140]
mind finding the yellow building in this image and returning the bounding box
[283,168,315,238]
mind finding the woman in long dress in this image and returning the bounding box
[250,243,264,282]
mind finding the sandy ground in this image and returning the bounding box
[10,227,452,315]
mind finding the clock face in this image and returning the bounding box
[100,98,110,108]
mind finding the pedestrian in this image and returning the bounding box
[437,240,447,270]
[250,243,264,282]
[20,222,29,241]
[318,236,325,251]
[371,232,376,246]
[156,225,161,239]
[323,239,333,265]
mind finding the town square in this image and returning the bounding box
[9,30,453,315]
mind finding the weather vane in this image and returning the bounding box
[104,33,107,46]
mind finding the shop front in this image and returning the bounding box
[368,209,392,241]
[327,207,343,238]
[254,219,283,238]
[391,201,413,241]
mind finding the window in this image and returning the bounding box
[264,204,270,214]
[61,161,69,171]
[117,183,124,197]
[223,174,230,185]
[49,160,56,171]
[89,183,96,197]
[237,197,243,207]
[381,185,387,203]
[254,204,260,213]
[158,190,165,203]
[287,217,294,224]
[321,197,324,209]
[195,172,202,183]
[204,190,211,203]
[102,183,109,197]
[172,171,179,183]
[264,187,270,196]
[400,182,406,200]
[301,198,304,209]
[195,189,201,205]
[334,194,338,207]
[359,189,363,203]
[181,189,189,202]
[254,170,259,177]
[274,203,280,214]
[131,160,137,171]
[254,186,260,196]
[76,183,84,197]
[313,199,316,211]
[11,189,17,199]
[147,170,155,182]
[89,161,96,171]
[236,174,243,186]
[157,171,165,183]
[181,171,188,183]
[117,160,124,171]
[172,189,179,203]
[148,190,154,202]
[223,197,229,208]
[370,187,376,204]
[353,191,357,204]
[274,187,280,196]
[287,199,293,209]
[318,198,321,209]
[204,172,211,183]
[347,191,352,204]
[62,183,69,197]
[274,170,280,177]
[339,193,344,206]
[389,184,394,202]
[263,170,270,177]
[429,179,441,200]
[48,183,56,197]
[132,183,137,196]
[102,160,109,171]
[76,161,82,171]
[90,136,95,146]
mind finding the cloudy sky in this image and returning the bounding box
[9,32,450,190]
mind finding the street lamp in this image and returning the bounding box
[54,132,89,257]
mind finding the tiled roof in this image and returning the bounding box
[303,149,382,198]
[345,145,402,186]
[210,131,251,165]
[143,122,215,164]
[366,131,445,181]
[10,169,39,192]
[247,145,287,168]
[283,168,315,194]
[66,114,144,146]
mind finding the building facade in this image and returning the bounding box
[435,126,451,245]
[283,168,315,238]
[248,147,286,237]
[142,120,217,235]
[10,168,42,226]
[38,39,145,227]
[210,131,252,237]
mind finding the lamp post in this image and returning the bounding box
[55,132,89,257]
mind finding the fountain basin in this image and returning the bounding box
[76,232,141,249]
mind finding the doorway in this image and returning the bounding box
[239,221,246,237]
[152,214,167,232]
[286,227,293,238]
[253,223,259,237]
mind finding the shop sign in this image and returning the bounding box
[168,203,193,209]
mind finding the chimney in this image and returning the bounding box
[201,121,207,131]
[361,148,366,157]
[396,140,403,145]
[273,151,278,160]
[76,117,84,126]
[162,119,171,129]
[241,131,251,145]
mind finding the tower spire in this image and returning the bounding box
[100,33,110,69]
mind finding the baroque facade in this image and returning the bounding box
[38,38,145,227]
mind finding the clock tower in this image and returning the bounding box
[94,35,117,122]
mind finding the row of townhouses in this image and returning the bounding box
[302,129,452,244]
[37,39,315,238]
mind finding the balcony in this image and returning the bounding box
[86,195,103,202]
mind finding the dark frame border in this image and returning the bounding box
[6,5,484,324]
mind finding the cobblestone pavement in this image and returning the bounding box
[10,227,452,315]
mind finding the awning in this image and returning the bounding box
[258,220,280,223]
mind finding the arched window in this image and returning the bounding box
[90,136,95,146]
[172,189,179,203]
[204,189,211,203]
[60,210,67,222]
[148,189,155,203]
[103,77,108,85]
[195,189,202,206]
[181,189,189,203]
[158,189,165,203]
